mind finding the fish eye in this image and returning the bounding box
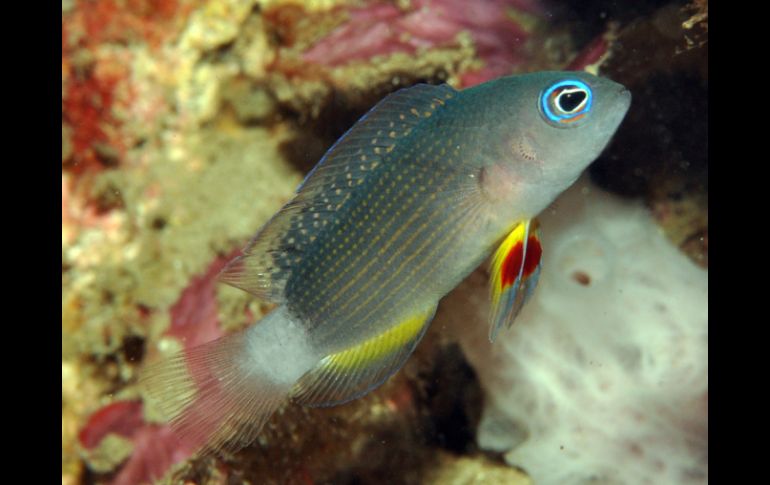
[540,79,593,126]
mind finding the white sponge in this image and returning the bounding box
[457,178,708,485]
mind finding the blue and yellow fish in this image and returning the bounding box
[142,71,630,453]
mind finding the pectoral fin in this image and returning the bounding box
[291,305,437,407]
[488,219,542,342]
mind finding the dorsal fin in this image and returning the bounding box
[290,304,437,407]
[295,83,457,201]
[218,84,458,302]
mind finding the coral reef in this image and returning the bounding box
[78,400,194,485]
[300,0,544,87]
[448,179,708,484]
[422,451,531,485]
[62,0,707,484]
[62,126,302,484]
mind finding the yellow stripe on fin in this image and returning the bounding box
[291,305,437,407]
[488,219,542,342]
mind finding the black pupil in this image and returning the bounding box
[558,90,586,112]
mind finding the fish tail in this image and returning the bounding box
[140,306,320,454]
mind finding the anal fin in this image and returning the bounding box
[291,305,437,407]
[488,219,542,342]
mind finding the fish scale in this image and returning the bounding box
[288,129,470,349]
[141,72,631,454]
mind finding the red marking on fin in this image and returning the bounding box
[500,236,541,287]
[501,241,524,287]
[522,236,542,277]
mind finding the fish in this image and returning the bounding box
[141,71,631,454]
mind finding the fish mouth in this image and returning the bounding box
[617,87,632,111]
[605,87,631,126]
[595,86,632,139]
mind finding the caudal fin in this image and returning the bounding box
[141,308,318,454]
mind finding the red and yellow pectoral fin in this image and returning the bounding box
[488,219,542,342]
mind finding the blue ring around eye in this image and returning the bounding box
[540,79,593,123]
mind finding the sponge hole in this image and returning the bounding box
[553,233,613,289]
[572,271,591,286]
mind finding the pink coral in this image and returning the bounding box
[303,0,544,86]
[79,400,195,485]
[79,401,145,450]
[77,252,245,483]
[165,254,236,349]
[111,423,194,485]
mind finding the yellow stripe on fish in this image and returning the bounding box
[291,305,437,407]
[326,308,433,371]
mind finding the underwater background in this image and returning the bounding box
[62,0,707,484]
